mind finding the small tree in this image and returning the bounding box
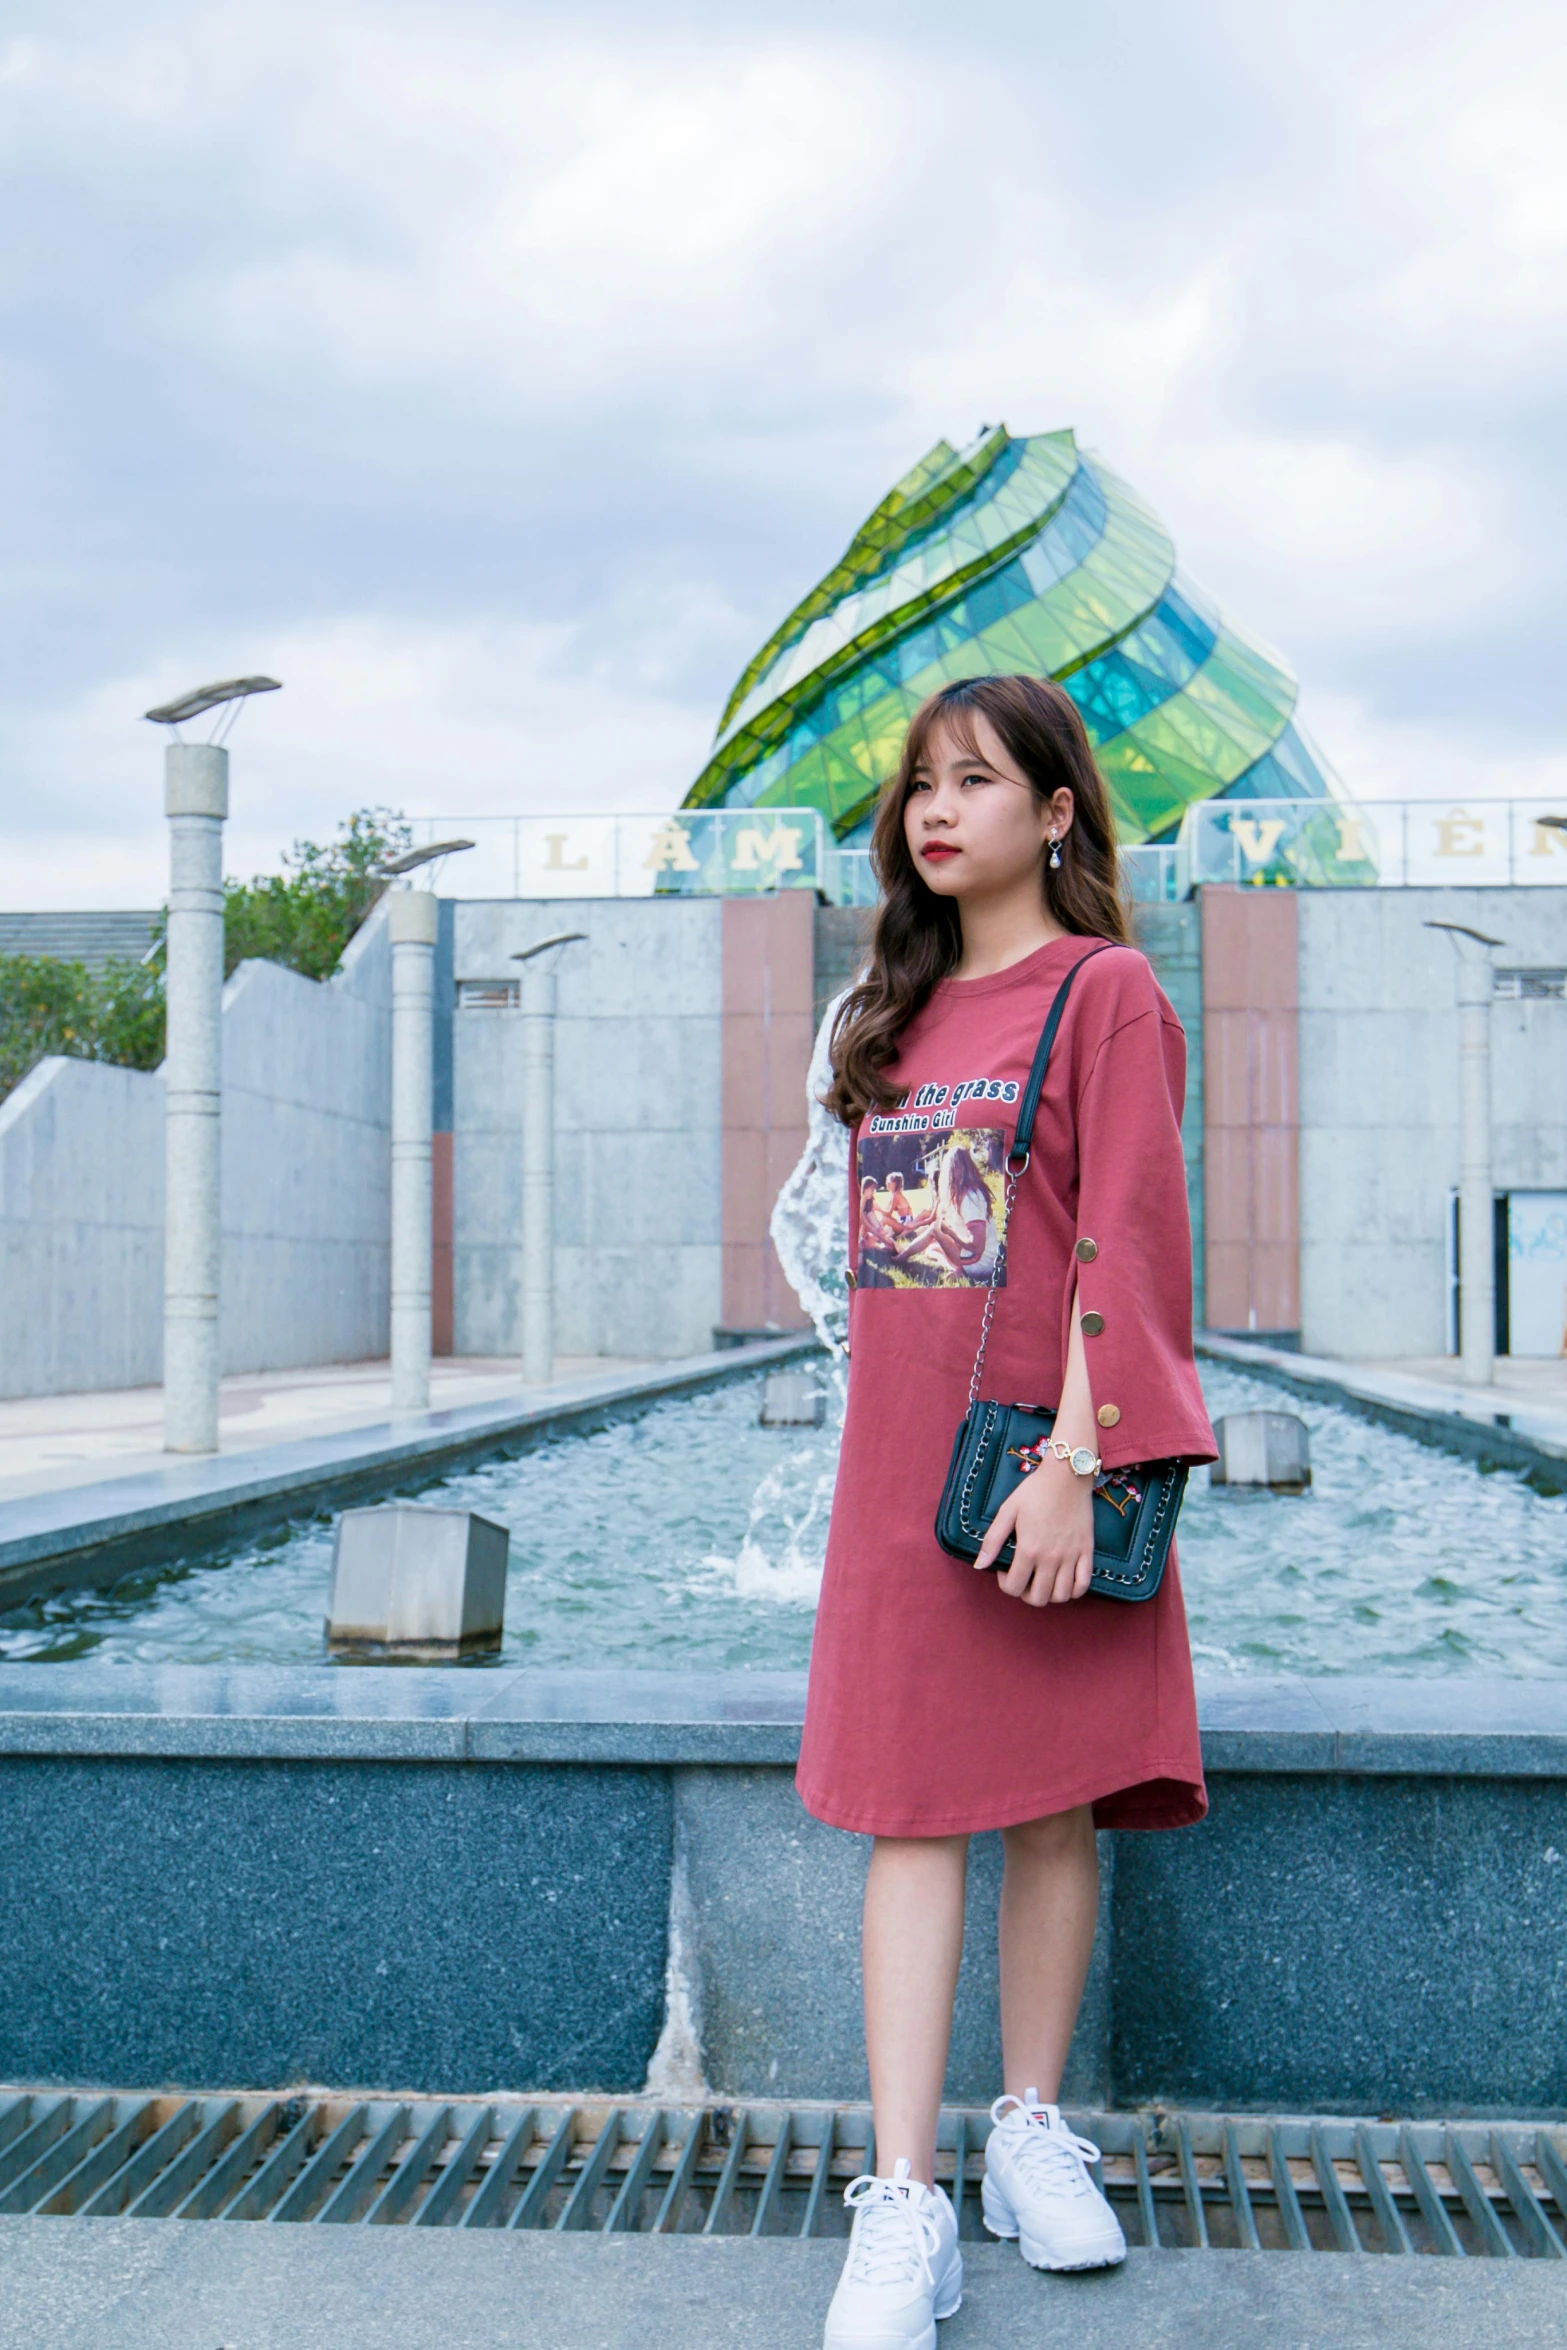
[0,807,413,1103]
[222,807,412,980]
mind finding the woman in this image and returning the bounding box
[857,1175,898,1278]
[799,674,1215,2350]
[890,1142,999,1282]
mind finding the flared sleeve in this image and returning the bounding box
[1067,998,1217,1472]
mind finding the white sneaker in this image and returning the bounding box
[823,2157,963,2350]
[981,2089,1126,2271]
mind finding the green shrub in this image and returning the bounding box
[221,807,412,981]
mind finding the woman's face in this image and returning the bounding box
[903,714,1072,903]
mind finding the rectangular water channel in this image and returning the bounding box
[2,1362,1565,1678]
[1,2093,1563,2256]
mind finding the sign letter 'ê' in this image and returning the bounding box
[1434,810,1486,859]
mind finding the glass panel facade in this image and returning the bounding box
[686,427,1334,843]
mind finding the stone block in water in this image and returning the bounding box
[327,1505,509,1659]
[760,1369,826,1427]
[1211,1410,1311,1491]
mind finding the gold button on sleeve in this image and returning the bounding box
[1097,1403,1121,1428]
[1075,1237,1098,1262]
[1080,1310,1105,1336]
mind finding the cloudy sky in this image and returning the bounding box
[3,0,1565,904]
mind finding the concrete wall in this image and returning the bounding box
[0,1057,165,1397]
[1298,887,1567,1359]
[0,909,393,1397]
[719,895,814,1338]
[1201,887,1300,1339]
[218,915,393,1373]
[1,1667,1562,2116]
[450,900,725,1361]
[449,899,811,1363]
[1135,901,1204,1330]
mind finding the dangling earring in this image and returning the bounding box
[1048,833,1062,870]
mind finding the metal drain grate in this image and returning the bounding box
[0,2092,1563,2255]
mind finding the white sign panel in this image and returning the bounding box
[1508,1193,1567,1358]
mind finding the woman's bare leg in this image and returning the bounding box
[862,1833,969,2186]
[892,1226,960,1270]
[997,1807,1099,2100]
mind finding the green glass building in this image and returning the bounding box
[684,426,1331,846]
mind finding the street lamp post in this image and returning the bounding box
[377,841,473,1413]
[1427,919,1504,1386]
[511,935,584,1386]
[144,676,280,1453]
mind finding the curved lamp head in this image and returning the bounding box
[144,676,281,747]
[511,933,587,965]
[1423,919,1505,951]
[375,840,476,880]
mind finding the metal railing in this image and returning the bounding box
[407,796,1567,909]
[407,811,860,904]
[1176,797,1567,893]
[2,2089,1562,2253]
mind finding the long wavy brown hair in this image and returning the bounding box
[824,674,1132,1126]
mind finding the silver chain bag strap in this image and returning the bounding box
[931,945,1188,1600]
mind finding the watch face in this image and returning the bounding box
[1070,1446,1098,1477]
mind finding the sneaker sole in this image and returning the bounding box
[822,2266,962,2347]
[981,2193,1124,2271]
[823,2325,937,2350]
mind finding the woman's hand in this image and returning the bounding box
[974,1454,1095,1605]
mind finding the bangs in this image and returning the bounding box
[899,690,988,788]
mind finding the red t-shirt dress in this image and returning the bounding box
[796,935,1217,1839]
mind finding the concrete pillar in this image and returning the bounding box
[512,935,583,1386]
[389,890,439,1412]
[163,743,228,1453]
[1456,953,1495,1384]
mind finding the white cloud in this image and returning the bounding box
[1307,688,1567,806]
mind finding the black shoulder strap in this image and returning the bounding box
[1007,943,1115,1172]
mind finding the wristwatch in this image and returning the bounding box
[1046,1438,1102,1478]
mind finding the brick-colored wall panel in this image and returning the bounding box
[1205,1240,1256,1333]
[1250,1011,1299,1131]
[1203,1128,1254,1244]
[1242,892,1300,1011]
[1252,1127,1302,1258]
[1203,1008,1256,1128]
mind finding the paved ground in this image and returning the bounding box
[1378,1357,1567,1406]
[0,1355,655,1505]
[0,2225,1562,2350]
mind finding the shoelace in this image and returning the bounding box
[841,2170,941,2289]
[989,2095,1103,2201]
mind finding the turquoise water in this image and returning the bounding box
[0,1365,1563,1674]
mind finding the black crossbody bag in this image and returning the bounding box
[932,946,1188,1600]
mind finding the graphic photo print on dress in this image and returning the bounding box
[856,1111,1009,1290]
